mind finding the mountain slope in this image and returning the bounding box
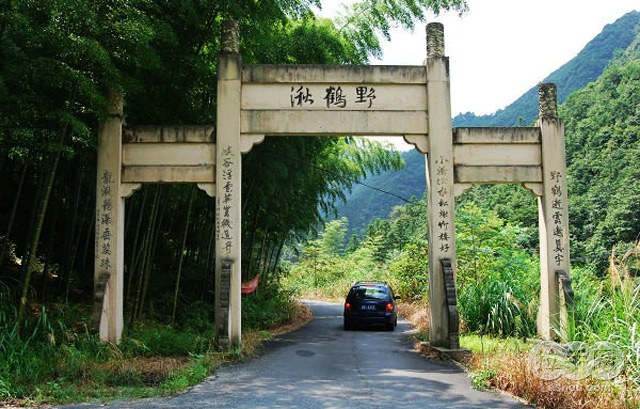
[562,50,640,267]
[337,148,425,236]
[453,11,640,127]
[335,11,640,234]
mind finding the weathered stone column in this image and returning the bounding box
[536,83,571,340]
[215,20,242,347]
[425,23,457,348]
[93,90,125,343]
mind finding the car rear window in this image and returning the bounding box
[351,286,389,300]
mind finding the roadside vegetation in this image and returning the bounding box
[286,208,640,408]
[285,202,539,339]
[0,280,306,405]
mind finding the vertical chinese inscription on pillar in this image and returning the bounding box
[549,170,566,266]
[97,170,114,275]
[434,156,452,253]
[220,146,235,255]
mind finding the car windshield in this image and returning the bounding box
[351,286,388,300]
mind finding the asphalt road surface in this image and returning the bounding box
[61,300,530,409]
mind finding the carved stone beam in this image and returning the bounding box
[240,134,265,154]
[403,134,429,154]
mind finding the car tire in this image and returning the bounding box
[344,322,352,331]
[386,323,395,331]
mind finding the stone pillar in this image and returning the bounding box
[536,83,571,340]
[93,90,125,343]
[215,20,242,347]
[425,23,457,348]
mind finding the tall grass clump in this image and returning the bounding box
[284,236,387,299]
[0,285,56,398]
[572,243,640,397]
[1,307,69,397]
[242,279,298,331]
[456,204,539,338]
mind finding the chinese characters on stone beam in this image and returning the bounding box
[434,156,452,253]
[549,171,566,266]
[97,170,114,273]
[221,146,235,255]
[290,85,376,109]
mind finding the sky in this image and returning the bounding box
[316,0,640,149]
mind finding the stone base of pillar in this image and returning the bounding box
[215,261,231,348]
[417,342,471,363]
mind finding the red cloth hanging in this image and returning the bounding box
[241,275,259,294]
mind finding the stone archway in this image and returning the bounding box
[93,21,572,349]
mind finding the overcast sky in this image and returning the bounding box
[318,0,640,117]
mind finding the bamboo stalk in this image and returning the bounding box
[0,163,27,269]
[126,186,148,303]
[171,185,196,326]
[17,126,67,328]
[139,188,166,318]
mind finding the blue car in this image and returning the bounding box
[343,281,400,331]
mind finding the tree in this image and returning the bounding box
[320,218,348,256]
[561,52,640,269]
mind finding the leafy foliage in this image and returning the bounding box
[289,201,539,338]
[562,51,640,269]
[335,0,468,60]
[242,280,297,331]
[456,204,539,337]
[388,244,429,301]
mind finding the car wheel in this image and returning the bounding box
[386,323,395,331]
[343,321,352,331]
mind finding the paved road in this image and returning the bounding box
[61,300,530,408]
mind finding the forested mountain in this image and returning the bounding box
[563,49,640,268]
[454,11,640,127]
[336,11,640,235]
[336,148,425,235]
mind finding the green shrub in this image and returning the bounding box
[123,323,210,357]
[388,243,429,300]
[178,300,214,333]
[456,204,539,338]
[471,368,497,390]
[0,303,63,398]
[570,247,640,393]
[242,279,295,331]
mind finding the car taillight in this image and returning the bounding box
[385,303,394,312]
[345,302,351,312]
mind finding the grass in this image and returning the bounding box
[459,246,640,408]
[466,346,639,409]
[0,282,310,406]
[460,334,530,355]
[401,300,640,409]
